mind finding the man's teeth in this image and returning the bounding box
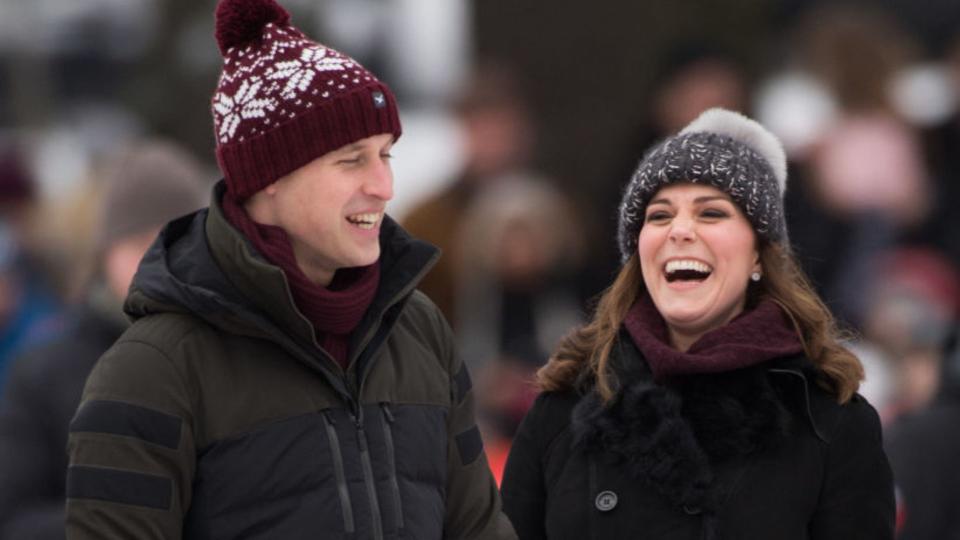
[665,260,712,274]
[347,213,381,229]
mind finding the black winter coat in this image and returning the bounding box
[0,301,126,539]
[501,333,894,539]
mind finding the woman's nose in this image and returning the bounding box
[668,217,696,243]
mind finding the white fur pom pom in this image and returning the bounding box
[680,108,787,194]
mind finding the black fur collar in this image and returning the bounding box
[571,332,791,514]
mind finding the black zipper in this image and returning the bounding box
[380,403,405,532]
[353,407,384,540]
[321,411,354,534]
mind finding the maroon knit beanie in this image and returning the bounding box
[212,0,402,200]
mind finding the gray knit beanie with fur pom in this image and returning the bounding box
[617,108,788,263]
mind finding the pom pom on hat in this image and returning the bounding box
[214,0,290,55]
[681,107,787,195]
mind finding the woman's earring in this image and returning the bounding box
[750,272,761,282]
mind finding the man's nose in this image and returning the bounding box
[364,159,394,201]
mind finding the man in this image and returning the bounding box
[0,140,208,539]
[65,1,514,539]
[402,64,536,326]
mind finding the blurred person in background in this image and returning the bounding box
[0,139,208,539]
[0,144,62,394]
[454,176,586,484]
[65,1,514,538]
[403,62,536,326]
[456,176,585,372]
[618,44,749,161]
[501,109,893,539]
[781,5,933,329]
[860,247,960,424]
[886,322,960,540]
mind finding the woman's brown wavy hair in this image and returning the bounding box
[537,242,864,403]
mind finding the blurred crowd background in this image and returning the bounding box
[1,1,960,538]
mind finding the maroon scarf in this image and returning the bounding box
[222,194,379,368]
[623,293,804,380]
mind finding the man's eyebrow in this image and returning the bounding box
[336,143,365,154]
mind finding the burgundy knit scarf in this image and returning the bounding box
[222,194,379,368]
[623,293,804,380]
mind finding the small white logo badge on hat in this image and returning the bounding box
[372,91,386,108]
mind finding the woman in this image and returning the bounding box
[500,108,894,539]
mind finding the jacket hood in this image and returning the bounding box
[124,208,264,337]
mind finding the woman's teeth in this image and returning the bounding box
[664,259,712,282]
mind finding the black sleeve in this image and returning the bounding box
[809,396,895,540]
[500,392,554,540]
[0,352,66,540]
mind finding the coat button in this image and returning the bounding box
[595,491,618,512]
[683,504,702,515]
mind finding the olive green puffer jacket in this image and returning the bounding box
[66,184,515,540]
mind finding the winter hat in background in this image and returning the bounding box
[617,108,788,263]
[212,0,402,200]
[95,140,210,252]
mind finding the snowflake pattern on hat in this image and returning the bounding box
[211,0,400,200]
[213,77,276,142]
[212,24,373,144]
[268,47,349,100]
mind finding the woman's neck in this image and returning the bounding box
[667,327,700,353]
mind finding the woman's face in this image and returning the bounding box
[638,183,760,346]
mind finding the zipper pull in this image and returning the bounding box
[357,425,368,451]
[380,402,395,423]
[350,401,364,429]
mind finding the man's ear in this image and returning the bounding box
[243,182,281,225]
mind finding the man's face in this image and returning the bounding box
[105,227,162,302]
[248,133,395,285]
